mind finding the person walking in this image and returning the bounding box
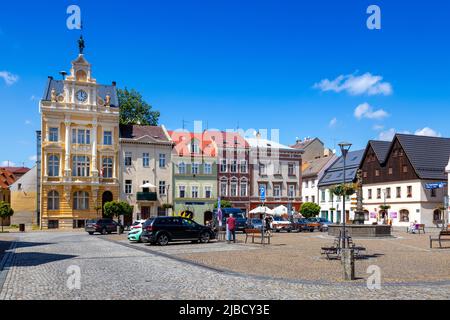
[226,214,236,243]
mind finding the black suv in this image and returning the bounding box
[85,219,124,235]
[141,217,215,246]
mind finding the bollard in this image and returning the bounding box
[341,248,355,280]
[19,224,25,232]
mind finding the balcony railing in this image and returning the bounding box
[136,192,158,201]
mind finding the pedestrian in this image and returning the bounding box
[226,214,236,243]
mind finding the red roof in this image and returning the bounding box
[0,167,30,175]
[168,131,217,157]
[204,131,249,149]
[0,168,16,189]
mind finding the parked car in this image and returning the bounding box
[308,217,333,232]
[306,217,323,232]
[141,216,216,246]
[127,220,147,242]
[271,216,292,232]
[212,208,247,231]
[292,218,315,232]
[247,218,263,230]
[85,219,124,235]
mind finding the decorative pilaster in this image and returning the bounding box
[64,117,72,179]
[91,118,99,177]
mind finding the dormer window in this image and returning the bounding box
[191,140,200,154]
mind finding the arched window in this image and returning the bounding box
[400,209,409,222]
[76,70,87,82]
[230,178,238,197]
[48,191,59,210]
[48,155,60,177]
[73,191,89,210]
[190,139,200,154]
[240,178,248,197]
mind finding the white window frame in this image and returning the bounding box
[204,186,212,199]
[125,180,132,194]
[124,152,132,166]
[240,160,247,173]
[191,162,200,175]
[191,185,199,198]
[179,185,186,198]
[103,130,113,145]
[274,185,281,198]
[159,154,166,168]
[73,191,89,210]
[220,181,228,197]
[102,157,113,178]
[48,154,60,177]
[178,162,186,174]
[204,163,212,175]
[49,127,59,142]
[143,153,150,168]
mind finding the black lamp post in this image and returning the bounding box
[339,142,352,249]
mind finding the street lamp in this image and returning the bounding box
[338,142,352,249]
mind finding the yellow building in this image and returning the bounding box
[39,43,120,229]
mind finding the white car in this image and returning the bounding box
[127,220,147,242]
[271,217,293,232]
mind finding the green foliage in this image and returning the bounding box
[103,201,133,219]
[379,205,391,211]
[330,184,356,197]
[300,202,321,218]
[118,88,160,126]
[214,200,233,209]
[0,201,14,232]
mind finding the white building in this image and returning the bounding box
[360,135,450,227]
[301,155,337,205]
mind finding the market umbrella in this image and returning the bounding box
[272,205,288,216]
[249,206,274,215]
[139,182,157,189]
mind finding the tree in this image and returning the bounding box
[118,88,160,126]
[103,201,133,222]
[214,200,233,209]
[0,201,14,233]
[300,202,320,218]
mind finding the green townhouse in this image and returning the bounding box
[168,130,218,225]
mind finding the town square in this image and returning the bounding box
[0,0,449,305]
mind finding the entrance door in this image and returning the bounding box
[141,207,151,220]
[102,191,114,217]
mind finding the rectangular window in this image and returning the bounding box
[191,186,199,198]
[321,190,326,202]
[191,163,199,175]
[102,157,113,178]
[363,171,368,178]
[159,154,166,168]
[230,160,237,173]
[191,142,200,154]
[159,181,166,196]
[377,188,381,199]
[386,188,391,199]
[305,196,309,202]
[240,182,247,197]
[274,185,281,198]
[179,186,186,198]
[289,185,295,199]
[240,160,247,173]
[396,187,401,198]
[178,162,186,174]
[125,180,132,194]
[230,182,238,197]
[103,131,112,145]
[375,169,380,177]
[403,166,408,173]
[388,167,393,175]
[273,162,281,175]
[259,163,266,175]
[204,163,212,174]
[220,160,227,173]
[220,182,227,196]
[143,153,150,167]
[407,186,412,198]
[49,127,59,142]
[288,163,295,176]
[368,189,372,200]
[48,154,60,177]
[205,186,212,199]
[431,188,437,198]
[312,195,316,203]
[125,152,132,166]
[72,156,90,177]
[72,129,90,144]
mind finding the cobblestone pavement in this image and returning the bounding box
[0,232,449,300]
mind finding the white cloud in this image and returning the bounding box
[314,72,393,96]
[29,155,37,162]
[329,117,337,127]
[0,71,19,86]
[30,95,37,101]
[373,124,384,131]
[378,128,397,141]
[25,120,32,125]
[354,103,389,120]
[414,127,441,137]
[1,161,16,167]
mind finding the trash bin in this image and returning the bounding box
[19,224,25,232]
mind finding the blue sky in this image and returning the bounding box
[1,0,449,167]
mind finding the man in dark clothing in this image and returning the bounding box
[226,214,236,243]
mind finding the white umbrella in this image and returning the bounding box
[272,205,288,216]
[249,206,274,215]
[140,182,157,189]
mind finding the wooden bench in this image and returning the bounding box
[430,230,450,248]
[407,224,425,234]
[244,228,271,244]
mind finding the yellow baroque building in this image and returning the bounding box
[40,50,120,229]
